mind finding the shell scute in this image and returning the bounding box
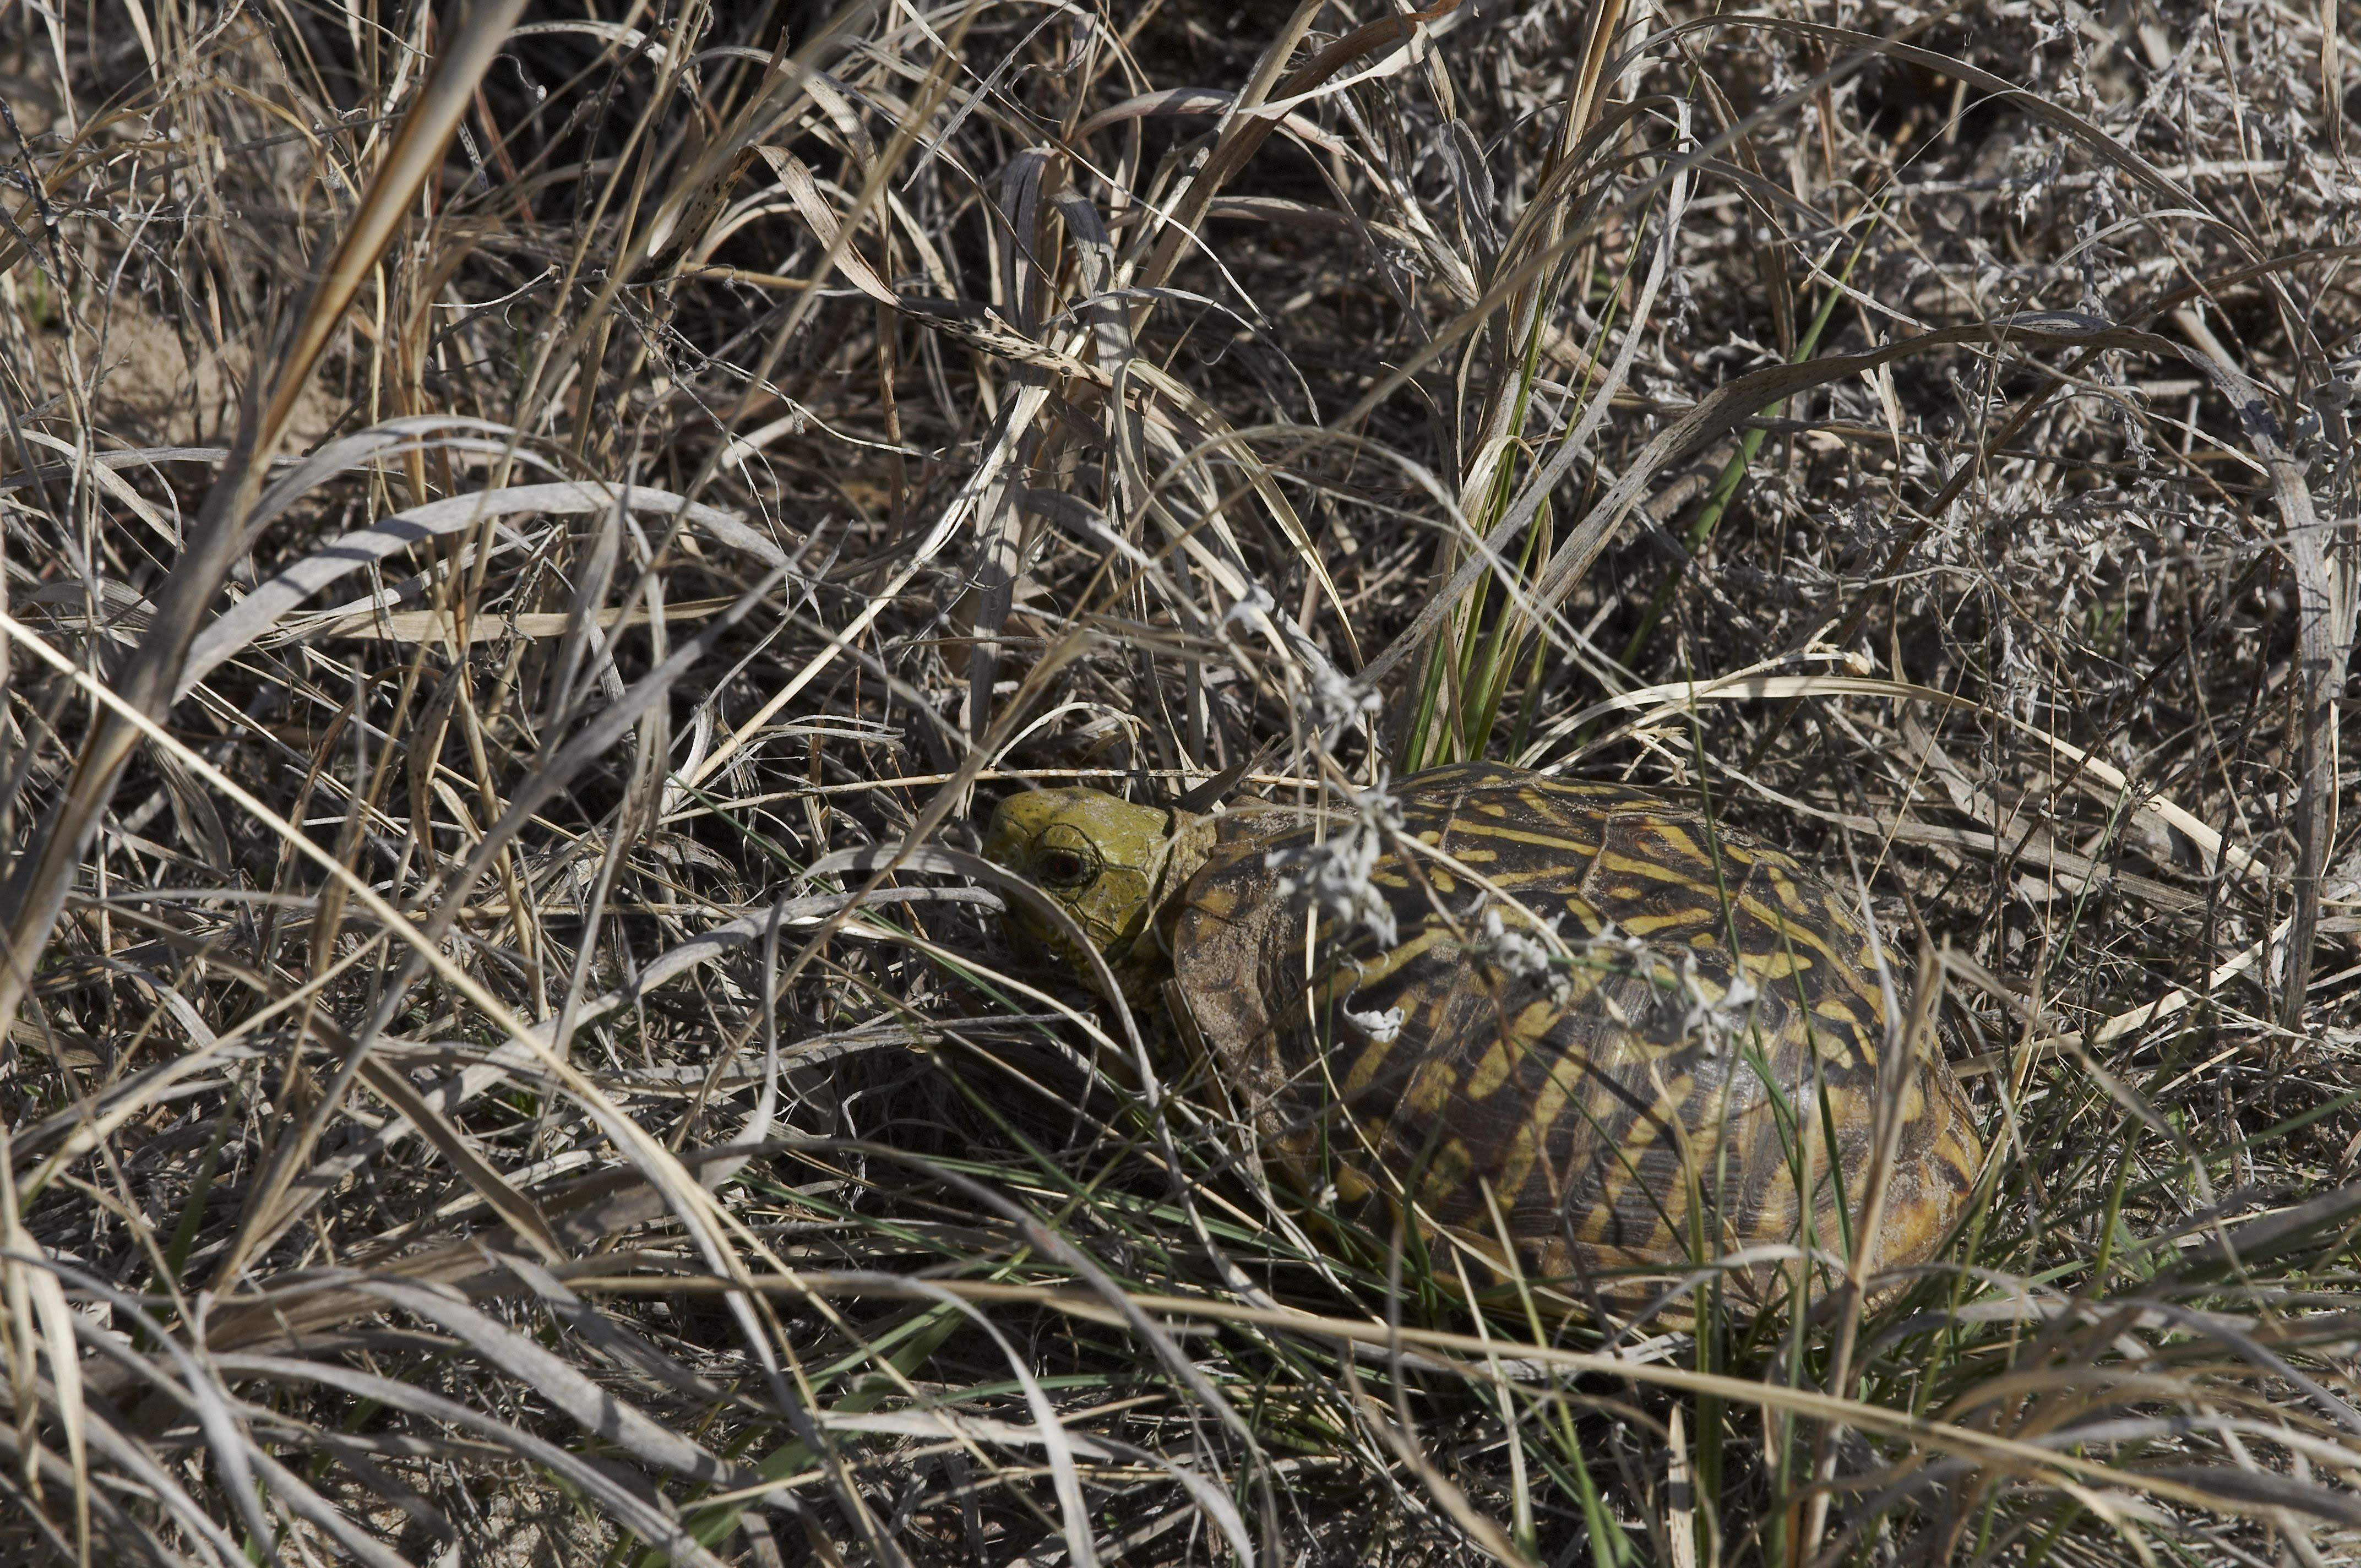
[1160,763,1981,1300]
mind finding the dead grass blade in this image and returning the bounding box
[9,2,2360,1560]
[0,0,531,1038]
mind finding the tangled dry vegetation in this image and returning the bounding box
[2,0,2360,1562]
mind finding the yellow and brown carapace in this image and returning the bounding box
[986,761,1983,1303]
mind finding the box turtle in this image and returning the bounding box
[983,760,1982,1299]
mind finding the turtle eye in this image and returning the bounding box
[1035,846,1094,889]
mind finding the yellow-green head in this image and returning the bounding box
[982,788,1182,970]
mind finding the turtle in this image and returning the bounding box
[982,760,1983,1302]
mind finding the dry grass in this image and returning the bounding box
[2,0,2360,1562]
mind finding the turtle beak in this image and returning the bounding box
[998,908,1057,966]
[981,792,1075,963]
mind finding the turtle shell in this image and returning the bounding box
[1158,761,1982,1300]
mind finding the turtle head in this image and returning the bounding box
[983,788,1180,968]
